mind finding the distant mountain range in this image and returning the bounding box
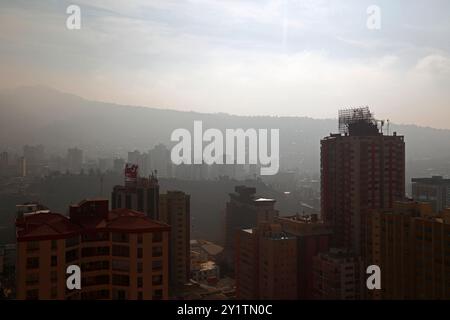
[1,86,450,180]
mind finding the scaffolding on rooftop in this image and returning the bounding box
[338,107,382,136]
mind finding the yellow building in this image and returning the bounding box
[159,191,191,289]
[112,171,191,293]
[16,199,170,300]
[368,200,450,299]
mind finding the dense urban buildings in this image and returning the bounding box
[23,145,45,176]
[317,109,450,300]
[368,200,450,299]
[67,148,83,174]
[111,166,160,220]
[235,212,331,300]
[257,223,297,299]
[3,106,450,301]
[127,145,173,178]
[191,260,220,284]
[112,166,191,291]
[224,186,278,271]
[190,240,223,285]
[149,144,173,178]
[312,248,363,300]
[15,199,170,300]
[2,0,450,305]
[0,243,16,298]
[18,157,26,177]
[236,221,298,300]
[321,107,405,256]
[412,176,450,213]
[276,214,331,299]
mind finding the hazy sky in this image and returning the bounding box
[1,0,450,128]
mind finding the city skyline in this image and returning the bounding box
[1,1,450,305]
[2,106,450,301]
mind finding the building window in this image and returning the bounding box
[51,271,57,282]
[112,259,130,272]
[153,289,163,300]
[137,247,143,259]
[82,246,110,257]
[65,236,79,248]
[152,246,163,258]
[51,240,57,250]
[81,260,109,272]
[153,232,162,243]
[137,277,143,288]
[65,249,79,263]
[113,289,127,300]
[26,273,39,286]
[26,241,39,252]
[81,289,109,300]
[138,292,143,300]
[152,260,162,271]
[51,255,58,267]
[112,245,129,257]
[26,289,39,300]
[137,234,143,244]
[137,262,143,273]
[82,232,109,242]
[26,257,39,269]
[112,274,130,286]
[152,275,163,286]
[51,287,58,299]
[82,275,110,287]
[112,233,129,243]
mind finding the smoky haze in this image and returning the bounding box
[1,85,450,179]
[1,1,450,129]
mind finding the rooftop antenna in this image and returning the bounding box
[379,120,385,134]
[387,119,390,135]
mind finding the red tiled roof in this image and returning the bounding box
[16,212,80,241]
[105,208,170,232]
[16,207,169,241]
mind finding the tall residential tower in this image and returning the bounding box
[321,107,405,256]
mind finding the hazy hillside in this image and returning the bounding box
[1,86,450,177]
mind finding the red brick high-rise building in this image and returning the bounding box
[321,107,405,256]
